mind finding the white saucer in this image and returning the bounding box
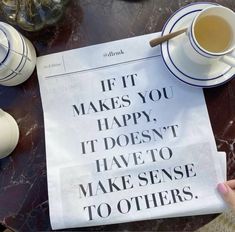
[161,2,235,88]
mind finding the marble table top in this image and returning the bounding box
[0,0,235,231]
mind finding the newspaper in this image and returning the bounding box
[37,33,226,230]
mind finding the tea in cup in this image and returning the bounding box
[185,6,235,66]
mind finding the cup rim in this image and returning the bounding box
[191,5,235,56]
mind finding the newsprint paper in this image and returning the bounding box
[37,33,226,230]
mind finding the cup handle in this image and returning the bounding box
[220,50,235,67]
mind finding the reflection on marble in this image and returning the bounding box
[0,0,234,231]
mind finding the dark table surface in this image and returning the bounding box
[0,0,235,231]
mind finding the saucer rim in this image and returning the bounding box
[160,2,235,88]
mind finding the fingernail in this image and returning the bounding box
[217,183,228,195]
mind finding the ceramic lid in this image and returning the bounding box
[0,28,10,66]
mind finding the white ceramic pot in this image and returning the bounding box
[0,109,19,159]
[0,22,36,86]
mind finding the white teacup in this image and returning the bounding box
[0,22,36,86]
[185,6,235,66]
[0,109,19,159]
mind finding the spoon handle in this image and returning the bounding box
[149,28,187,47]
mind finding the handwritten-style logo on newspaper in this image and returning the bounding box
[103,49,125,57]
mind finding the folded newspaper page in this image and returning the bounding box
[37,33,226,230]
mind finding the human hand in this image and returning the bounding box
[217,180,235,211]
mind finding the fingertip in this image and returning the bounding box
[225,180,235,189]
[217,183,229,195]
